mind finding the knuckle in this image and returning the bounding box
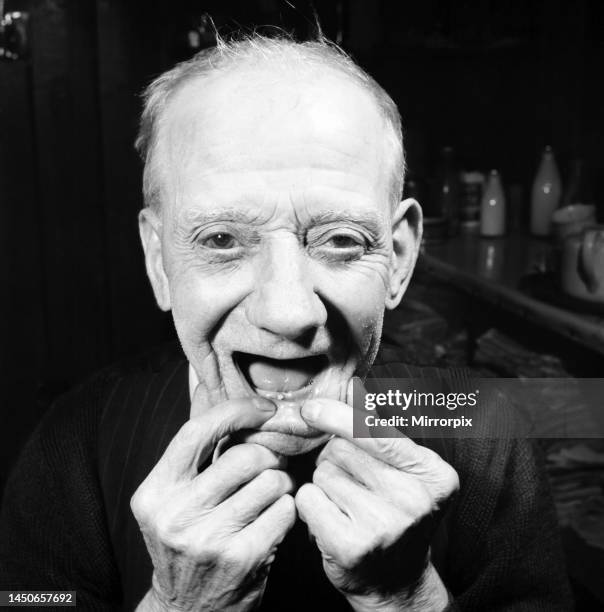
[444,464,460,495]
[274,494,297,531]
[426,458,460,501]
[373,507,397,538]
[245,443,275,467]
[338,550,356,570]
[398,480,433,519]
[358,531,380,558]
[153,512,177,544]
[220,540,253,573]
[231,442,260,463]
[339,536,369,569]
[326,436,349,457]
[224,444,276,478]
[259,469,288,495]
[179,417,204,444]
[313,460,334,485]
[130,486,154,523]
[375,438,401,461]
[423,447,448,474]
[294,482,314,509]
[413,494,434,519]
[192,539,225,565]
[130,490,144,519]
[280,493,296,517]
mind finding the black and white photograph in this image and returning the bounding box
[1,1,604,610]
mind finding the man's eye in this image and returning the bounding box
[200,232,238,249]
[327,234,364,249]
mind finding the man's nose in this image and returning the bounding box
[246,239,327,341]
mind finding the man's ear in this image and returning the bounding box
[385,197,423,310]
[138,208,171,311]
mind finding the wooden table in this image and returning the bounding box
[418,233,604,356]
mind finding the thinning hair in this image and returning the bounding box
[135,32,405,211]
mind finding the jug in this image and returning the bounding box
[560,226,604,303]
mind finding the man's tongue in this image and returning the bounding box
[239,354,324,392]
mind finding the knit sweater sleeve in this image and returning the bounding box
[368,355,573,610]
[0,377,122,609]
[440,437,574,611]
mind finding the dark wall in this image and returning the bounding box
[0,0,171,492]
[0,0,343,495]
[352,1,604,202]
[1,0,603,493]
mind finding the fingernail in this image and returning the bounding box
[301,399,322,423]
[253,397,277,413]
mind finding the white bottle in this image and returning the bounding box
[530,146,562,236]
[480,170,506,237]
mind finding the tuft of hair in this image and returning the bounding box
[135,31,405,211]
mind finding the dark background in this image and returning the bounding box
[1,0,604,505]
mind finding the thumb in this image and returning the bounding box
[153,395,276,481]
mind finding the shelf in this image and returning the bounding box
[419,233,604,356]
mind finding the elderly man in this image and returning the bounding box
[0,35,571,611]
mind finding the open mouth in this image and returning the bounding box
[234,351,329,398]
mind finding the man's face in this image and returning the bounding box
[140,67,420,455]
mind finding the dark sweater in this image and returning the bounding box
[0,343,573,610]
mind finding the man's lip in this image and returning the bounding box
[228,351,333,440]
[253,385,314,401]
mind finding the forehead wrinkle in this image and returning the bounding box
[169,135,381,182]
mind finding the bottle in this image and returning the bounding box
[480,170,506,237]
[459,171,485,233]
[432,146,460,235]
[530,146,562,236]
[563,158,594,207]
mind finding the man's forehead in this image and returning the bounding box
[161,65,389,172]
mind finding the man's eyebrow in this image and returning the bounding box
[176,208,386,234]
[308,211,385,234]
[178,207,268,227]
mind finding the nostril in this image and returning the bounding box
[295,328,319,348]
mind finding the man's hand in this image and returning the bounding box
[131,395,296,612]
[295,388,458,612]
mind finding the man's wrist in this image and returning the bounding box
[136,588,167,612]
[345,563,450,612]
[135,583,189,612]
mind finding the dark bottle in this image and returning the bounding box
[563,158,594,207]
[432,146,460,235]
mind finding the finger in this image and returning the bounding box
[317,437,398,493]
[318,438,435,515]
[346,376,359,405]
[301,396,432,471]
[312,460,385,521]
[193,443,286,507]
[238,494,297,559]
[295,483,350,554]
[153,396,276,482]
[219,469,295,528]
